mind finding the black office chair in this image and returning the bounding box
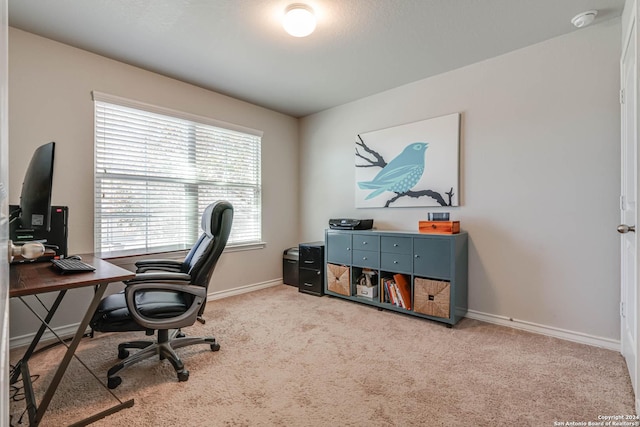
[90,201,233,389]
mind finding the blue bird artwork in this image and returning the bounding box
[358,142,428,200]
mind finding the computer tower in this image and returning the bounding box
[10,204,68,261]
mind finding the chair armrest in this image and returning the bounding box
[134,259,184,273]
[125,272,192,285]
[124,282,206,330]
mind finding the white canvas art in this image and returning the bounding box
[355,113,460,208]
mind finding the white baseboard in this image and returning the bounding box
[206,278,282,301]
[9,279,282,351]
[11,281,619,354]
[10,323,88,350]
[465,309,621,352]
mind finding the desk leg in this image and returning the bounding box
[10,290,67,385]
[32,282,113,426]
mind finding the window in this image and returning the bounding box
[93,92,262,257]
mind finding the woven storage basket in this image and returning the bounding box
[414,278,450,318]
[327,263,350,296]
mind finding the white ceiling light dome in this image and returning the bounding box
[571,10,598,28]
[283,3,316,37]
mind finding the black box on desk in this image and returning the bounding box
[10,205,68,262]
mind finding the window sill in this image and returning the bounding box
[99,241,266,261]
[225,242,266,253]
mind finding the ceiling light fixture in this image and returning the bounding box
[571,10,598,28]
[283,3,316,37]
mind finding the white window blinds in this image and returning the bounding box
[93,92,262,256]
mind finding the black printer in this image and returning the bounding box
[328,218,374,230]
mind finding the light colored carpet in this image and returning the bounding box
[10,285,635,426]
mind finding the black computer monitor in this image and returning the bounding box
[17,141,56,231]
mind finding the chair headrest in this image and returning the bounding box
[202,201,233,237]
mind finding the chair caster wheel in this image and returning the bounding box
[118,348,130,359]
[108,376,122,389]
[210,342,220,351]
[177,370,189,382]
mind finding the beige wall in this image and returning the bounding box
[8,28,299,339]
[300,20,622,344]
[8,19,624,348]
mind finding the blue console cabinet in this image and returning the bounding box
[324,229,468,326]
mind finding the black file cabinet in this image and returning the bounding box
[298,241,325,296]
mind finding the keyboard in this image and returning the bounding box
[51,258,96,274]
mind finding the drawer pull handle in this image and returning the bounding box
[303,282,313,287]
[415,255,419,258]
[304,260,314,264]
[393,260,398,264]
[363,257,368,260]
[393,243,398,247]
[363,241,367,245]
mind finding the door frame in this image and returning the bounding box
[621,0,640,414]
[0,0,9,423]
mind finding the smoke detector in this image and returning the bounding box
[571,10,598,28]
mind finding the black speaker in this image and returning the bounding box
[10,204,68,261]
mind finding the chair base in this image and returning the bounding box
[106,329,220,389]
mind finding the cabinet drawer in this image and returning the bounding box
[299,268,324,296]
[414,278,450,318]
[381,236,412,254]
[299,244,324,270]
[352,234,379,252]
[380,252,412,273]
[413,238,451,279]
[326,233,351,264]
[352,250,379,269]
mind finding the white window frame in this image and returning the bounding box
[92,91,263,257]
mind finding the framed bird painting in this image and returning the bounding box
[355,112,460,208]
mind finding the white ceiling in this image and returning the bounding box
[8,0,625,118]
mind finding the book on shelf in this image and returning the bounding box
[382,277,410,309]
[390,281,399,306]
[393,274,411,310]
[382,278,394,305]
[383,279,390,304]
[394,283,406,308]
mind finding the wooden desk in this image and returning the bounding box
[10,254,136,426]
